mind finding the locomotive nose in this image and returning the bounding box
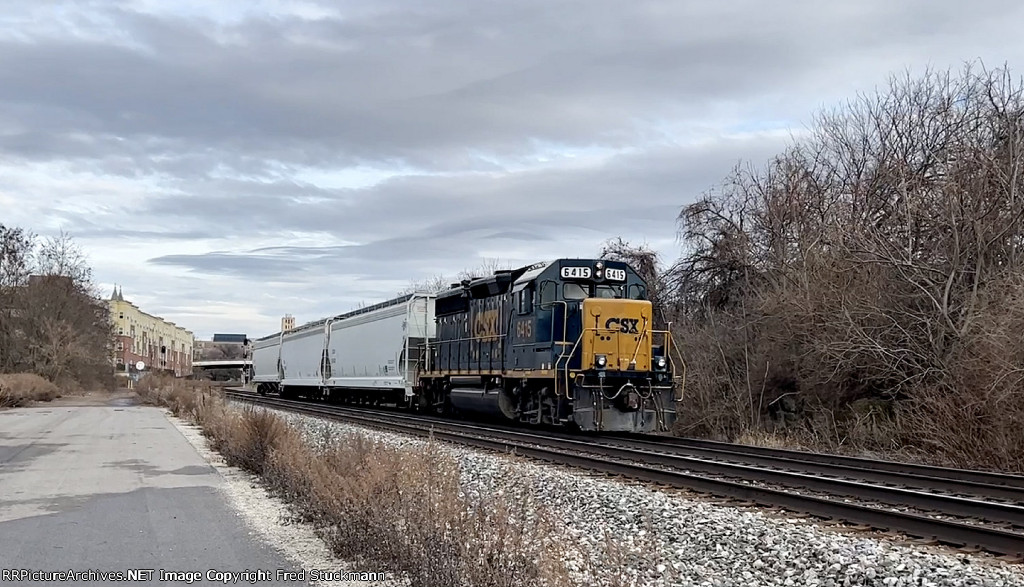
[581,298,652,372]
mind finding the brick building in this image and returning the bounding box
[109,288,194,377]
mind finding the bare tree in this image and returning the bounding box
[600,238,678,327]
[0,224,34,289]
[0,226,112,389]
[397,258,516,296]
[671,63,1024,469]
[455,258,515,282]
[397,274,451,296]
[35,231,92,286]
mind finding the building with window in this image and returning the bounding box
[109,287,194,377]
[193,333,249,361]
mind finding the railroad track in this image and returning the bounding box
[222,389,1024,559]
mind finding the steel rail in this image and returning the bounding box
[619,434,1024,490]
[223,390,1024,557]
[227,392,1024,525]
[226,389,1024,502]
[560,437,1024,503]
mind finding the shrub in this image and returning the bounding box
[0,373,61,407]
[143,382,571,586]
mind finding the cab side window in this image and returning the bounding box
[539,281,556,306]
[518,287,534,314]
[563,283,587,300]
[628,284,647,300]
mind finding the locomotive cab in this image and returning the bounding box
[421,258,681,433]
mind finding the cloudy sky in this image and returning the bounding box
[2,0,1023,339]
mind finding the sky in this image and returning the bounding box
[2,0,1024,339]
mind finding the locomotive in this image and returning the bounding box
[250,258,683,433]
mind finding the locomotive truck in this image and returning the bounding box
[251,258,683,433]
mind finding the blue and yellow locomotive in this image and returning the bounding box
[419,259,682,432]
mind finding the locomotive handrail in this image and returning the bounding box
[554,326,687,403]
[661,327,687,402]
[626,316,650,368]
[555,330,584,400]
[555,324,652,400]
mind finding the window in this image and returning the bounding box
[116,342,124,351]
[628,284,647,300]
[563,283,587,300]
[518,287,534,314]
[595,285,622,299]
[539,281,556,306]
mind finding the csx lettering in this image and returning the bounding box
[604,317,639,334]
[474,309,500,340]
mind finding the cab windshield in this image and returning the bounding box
[594,285,622,299]
[562,283,626,300]
[563,283,587,300]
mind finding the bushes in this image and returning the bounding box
[0,373,61,407]
[639,64,1024,471]
[140,378,571,587]
[135,373,213,419]
[258,429,567,587]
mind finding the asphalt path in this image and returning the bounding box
[0,397,309,586]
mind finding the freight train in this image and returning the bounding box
[250,258,683,433]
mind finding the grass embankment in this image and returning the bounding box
[136,376,573,587]
[0,373,61,407]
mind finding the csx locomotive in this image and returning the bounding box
[251,258,683,433]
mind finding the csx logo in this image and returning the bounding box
[474,309,500,340]
[604,317,639,334]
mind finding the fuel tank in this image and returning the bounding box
[446,377,505,417]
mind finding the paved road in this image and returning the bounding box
[0,399,308,585]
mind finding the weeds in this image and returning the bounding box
[138,376,574,587]
[0,373,61,407]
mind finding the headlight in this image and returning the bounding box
[655,356,667,370]
[595,354,607,369]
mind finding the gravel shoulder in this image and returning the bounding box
[267,408,1024,587]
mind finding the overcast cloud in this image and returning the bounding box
[3,0,1024,338]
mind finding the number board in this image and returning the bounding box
[605,268,627,281]
[560,266,592,279]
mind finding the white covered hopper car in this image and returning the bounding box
[251,293,436,404]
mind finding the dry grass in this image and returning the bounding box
[0,373,61,407]
[733,430,812,452]
[135,373,214,420]
[138,376,573,587]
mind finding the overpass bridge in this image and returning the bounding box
[192,359,253,384]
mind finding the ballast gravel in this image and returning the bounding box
[259,407,1024,587]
